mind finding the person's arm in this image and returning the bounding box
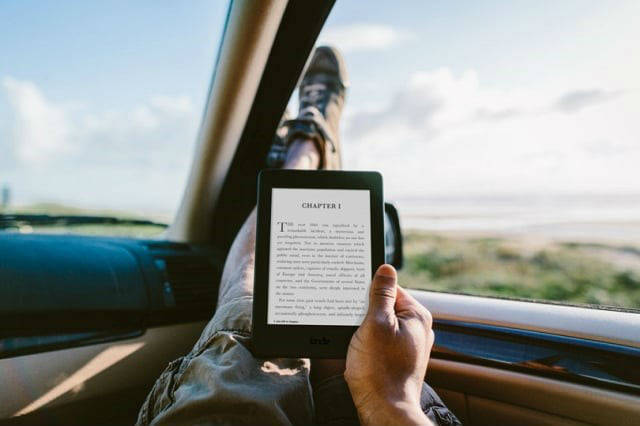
[345,264,435,426]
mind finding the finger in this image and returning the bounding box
[427,329,435,349]
[395,285,418,311]
[367,264,398,317]
[396,286,433,327]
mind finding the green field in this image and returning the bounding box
[5,204,640,309]
[398,230,640,310]
[2,203,167,238]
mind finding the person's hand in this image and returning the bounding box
[345,264,435,426]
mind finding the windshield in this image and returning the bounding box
[0,1,229,237]
[316,0,640,310]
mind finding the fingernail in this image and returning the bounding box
[376,264,396,278]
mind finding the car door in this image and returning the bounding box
[413,290,640,426]
[313,1,640,425]
[212,1,640,424]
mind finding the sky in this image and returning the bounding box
[0,0,228,217]
[319,0,640,200]
[1,0,639,219]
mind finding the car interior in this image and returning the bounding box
[1,1,639,425]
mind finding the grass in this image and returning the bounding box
[4,204,639,308]
[398,231,640,309]
[12,224,167,238]
[2,203,167,238]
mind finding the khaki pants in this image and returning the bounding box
[137,296,461,426]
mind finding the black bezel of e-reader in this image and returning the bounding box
[252,169,385,358]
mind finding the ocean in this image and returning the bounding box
[393,193,640,244]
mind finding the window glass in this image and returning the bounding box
[0,0,229,237]
[317,0,640,309]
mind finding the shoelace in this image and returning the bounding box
[300,83,328,111]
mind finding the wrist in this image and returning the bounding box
[356,396,430,426]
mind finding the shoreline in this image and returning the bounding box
[401,221,640,247]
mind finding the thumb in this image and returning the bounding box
[367,264,398,317]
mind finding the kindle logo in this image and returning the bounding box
[310,336,330,345]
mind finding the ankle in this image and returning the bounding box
[283,138,321,170]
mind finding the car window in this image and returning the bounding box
[317,0,640,310]
[0,0,229,237]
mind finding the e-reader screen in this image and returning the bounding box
[268,188,372,326]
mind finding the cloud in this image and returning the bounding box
[553,89,622,113]
[319,24,413,52]
[1,76,200,211]
[474,107,523,121]
[341,68,640,196]
[2,76,197,167]
[345,68,535,143]
[3,77,72,165]
[150,95,194,115]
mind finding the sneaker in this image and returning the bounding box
[266,108,293,168]
[285,45,348,170]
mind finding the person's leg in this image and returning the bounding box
[137,139,322,426]
[214,45,402,424]
[216,138,320,306]
[137,46,349,426]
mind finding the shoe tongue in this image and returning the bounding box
[310,53,336,75]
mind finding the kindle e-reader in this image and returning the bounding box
[252,170,385,358]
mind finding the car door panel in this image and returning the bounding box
[0,323,205,422]
[413,291,640,348]
[430,359,640,426]
[466,396,589,426]
[414,290,640,425]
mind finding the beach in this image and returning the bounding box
[393,193,640,309]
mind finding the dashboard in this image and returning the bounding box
[0,234,225,360]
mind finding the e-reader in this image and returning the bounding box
[252,169,384,358]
